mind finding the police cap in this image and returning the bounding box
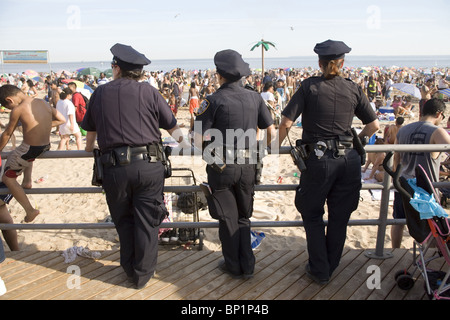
[214,49,251,82]
[314,40,352,60]
[110,43,151,71]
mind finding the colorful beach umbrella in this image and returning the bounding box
[56,69,73,77]
[24,69,39,78]
[61,79,94,93]
[32,76,44,83]
[440,88,450,97]
[392,83,421,99]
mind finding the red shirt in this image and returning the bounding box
[72,92,86,108]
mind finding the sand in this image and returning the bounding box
[0,90,448,255]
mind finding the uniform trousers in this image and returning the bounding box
[295,148,361,280]
[102,158,167,288]
[206,164,256,276]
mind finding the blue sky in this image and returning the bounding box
[0,0,449,62]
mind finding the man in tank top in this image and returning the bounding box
[391,98,450,248]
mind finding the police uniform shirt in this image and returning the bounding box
[82,78,176,152]
[194,81,273,148]
[282,76,377,143]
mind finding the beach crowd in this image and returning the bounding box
[1,65,449,122]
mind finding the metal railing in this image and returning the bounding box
[0,144,449,259]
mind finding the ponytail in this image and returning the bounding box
[319,59,344,80]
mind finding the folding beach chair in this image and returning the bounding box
[383,152,450,300]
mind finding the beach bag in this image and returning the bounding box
[74,92,88,123]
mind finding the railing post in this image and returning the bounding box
[364,155,394,259]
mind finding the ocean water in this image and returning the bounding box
[1,55,450,75]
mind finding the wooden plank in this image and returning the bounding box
[205,250,287,300]
[144,251,221,300]
[189,250,274,300]
[219,250,296,300]
[4,253,66,291]
[291,249,360,300]
[179,250,266,300]
[28,251,121,299]
[273,248,349,300]
[125,249,213,300]
[97,250,195,300]
[0,248,435,300]
[0,251,55,277]
[162,251,223,300]
[2,250,119,300]
[317,250,373,300]
[237,250,304,300]
[85,249,180,300]
[256,249,309,300]
[330,251,382,300]
[49,256,123,300]
[67,250,178,300]
[1,250,41,273]
[346,248,405,300]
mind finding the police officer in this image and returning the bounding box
[277,40,380,284]
[82,43,185,289]
[193,49,275,279]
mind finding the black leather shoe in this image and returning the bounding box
[305,264,329,285]
[218,260,243,279]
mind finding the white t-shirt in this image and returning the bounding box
[56,99,80,135]
[438,78,449,89]
[261,91,275,102]
[97,78,109,85]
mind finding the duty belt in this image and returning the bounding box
[224,148,260,163]
[101,144,162,166]
[305,138,353,159]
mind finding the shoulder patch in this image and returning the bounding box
[195,99,210,116]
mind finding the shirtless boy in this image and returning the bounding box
[0,85,65,222]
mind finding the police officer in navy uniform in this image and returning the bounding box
[82,43,186,289]
[277,40,380,284]
[194,49,275,279]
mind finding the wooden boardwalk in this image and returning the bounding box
[0,247,447,300]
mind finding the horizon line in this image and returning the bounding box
[44,54,450,64]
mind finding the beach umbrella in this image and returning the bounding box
[103,68,113,78]
[32,76,44,83]
[391,83,421,99]
[56,70,73,77]
[78,67,102,77]
[61,79,94,93]
[250,39,276,76]
[24,69,39,78]
[440,88,450,97]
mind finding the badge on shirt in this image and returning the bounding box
[195,99,210,116]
